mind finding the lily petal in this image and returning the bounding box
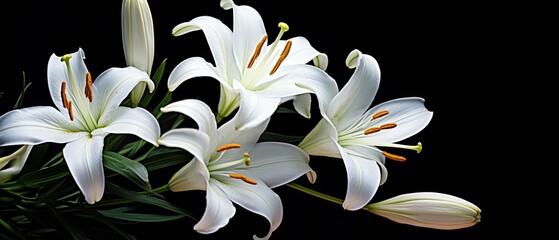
[359,97,433,143]
[282,37,327,70]
[167,57,225,92]
[298,119,340,158]
[0,145,32,183]
[0,106,87,146]
[336,141,381,210]
[293,93,312,119]
[246,142,313,188]
[63,135,105,204]
[225,0,267,73]
[47,48,88,113]
[168,156,210,192]
[195,179,236,234]
[98,107,161,146]
[233,80,280,131]
[161,99,217,142]
[344,144,388,185]
[173,16,238,80]
[92,67,153,117]
[329,50,381,130]
[158,128,211,165]
[215,174,282,240]
[214,115,269,164]
[274,65,338,118]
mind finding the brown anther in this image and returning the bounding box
[269,40,292,75]
[84,72,93,102]
[381,151,406,162]
[247,35,268,68]
[61,81,69,109]
[364,127,381,135]
[216,143,241,152]
[380,123,397,129]
[67,100,75,121]
[371,110,389,120]
[229,173,257,185]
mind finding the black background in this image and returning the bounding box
[3,0,512,239]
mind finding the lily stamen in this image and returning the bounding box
[364,127,381,135]
[229,173,257,185]
[247,35,268,68]
[85,72,94,102]
[61,81,69,109]
[371,110,389,120]
[380,123,397,129]
[269,40,292,75]
[363,122,397,135]
[216,143,241,152]
[67,100,74,121]
[381,151,406,162]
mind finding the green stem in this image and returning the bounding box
[287,182,343,205]
[146,184,169,194]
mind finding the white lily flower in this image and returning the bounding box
[0,48,160,204]
[122,0,155,107]
[158,99,315,239]
[365,192,481,230]
[0,145,32,183]
[298,49,433,210]
[168,0,336,130]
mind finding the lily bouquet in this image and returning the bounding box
[1,0,481,239]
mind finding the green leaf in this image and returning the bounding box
[45,203,88,240]
[153,91,173,118]
[105,135,128,152]
[105,182,195,220]
[141,148,188,172]
[17,163,69,189]
[0,216,27,240]
[13,72,32,109]
[103,151,150,191]
[18,144,49,176]
[259,132,304,143]
[139,59,167,108]
[99,206,184,222]
[51,201,137,240]
[275,107,297,114]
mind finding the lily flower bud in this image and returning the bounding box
[0,145,32,183]
[121,0,155,107]
[365,192,481,230]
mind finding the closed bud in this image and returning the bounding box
[365,192,481,230]
[121,0,155,107]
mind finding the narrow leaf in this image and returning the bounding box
[103,151,150,190]
[45,203,88,240]
[99,207,184,222]
[13,72,32,109]
[105,182,195,220]
[139,59,167,107]
[17,163,69,188]
[260,132,304,143]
